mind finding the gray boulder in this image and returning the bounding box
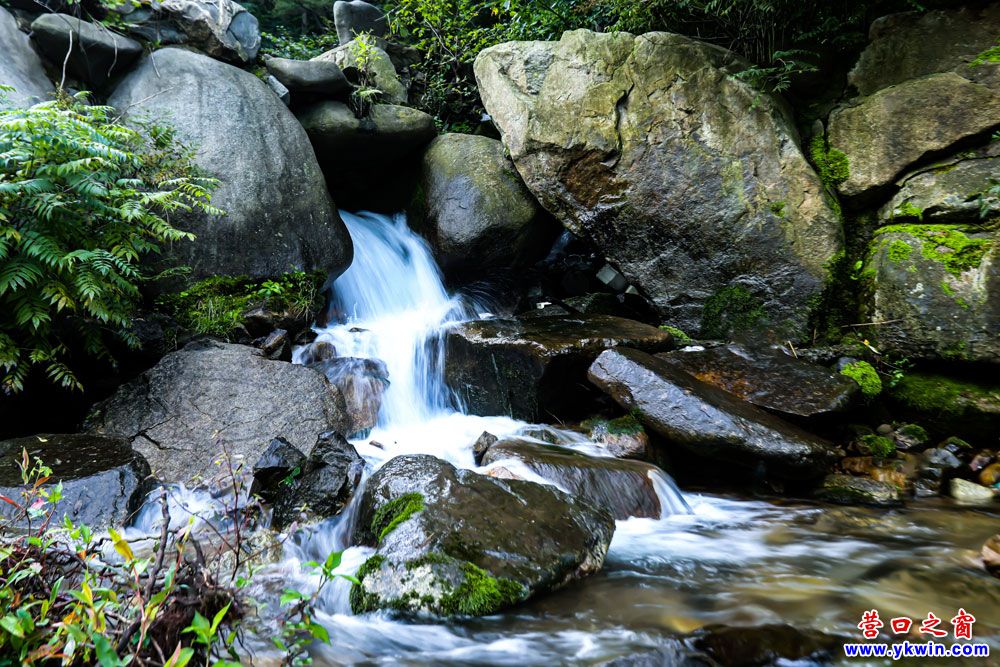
[475,30,843,340]
[271,431,365,528]
[313,38,406,104]
[0,434,150,529]
[588,348,842,480]
[333,0,387,45]
[862,225,999,363]
[264,56,349,98]
[445,315,674,421]
[415,133,558,278]
[350,454,615,617]
[30,14,142,87]
[109,48,352,283]
[0,6,53,107]
[115,0,260,64]
[85,341,350,484]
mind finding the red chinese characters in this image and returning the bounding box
[890,617,913,634]
[858,609,884,639]
[919,612,948,638]
[951,609,976,640]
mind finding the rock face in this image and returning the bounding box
[0,434,150,529]
[333,0,387,45]
[30,14,142,87]
[588,348,842,480]
[264,56,349,97]
[880,142,1000,224]
[350,454,615,617]
[480,438,664,519]
[474,30,843,339]
[863,225,998,363]
[109,48,352,283]
[85,341,349,484]
[0,7,53,107]
[445,315,674,421]
[271,432,365,528]
[656,343,858,419]
[313,39,406,104]
[415,133,557,278]
[116,0,261,64]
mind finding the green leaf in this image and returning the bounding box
[0,614,24,638]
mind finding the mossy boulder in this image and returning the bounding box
[475,30,843,341]
[862,225,999,363]
[350,454,615,617]
[815,473,902,507]
[889,372,1000,441]
[413,133,559,281]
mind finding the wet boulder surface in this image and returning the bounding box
[588,348,842,480]
[307,356,389,436]
[350,454,615,617]
[656,343,858,419]
[480,438,666,519]
[270,432,365,529]
[445,315,674,421]
[0,434,150,529]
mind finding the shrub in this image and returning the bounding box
[0,91,221,394]
[260,26,340,59]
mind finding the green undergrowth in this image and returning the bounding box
[157,271,324,338]
[371,493,425,542]
[840,360,882,398]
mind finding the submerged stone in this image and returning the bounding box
[588,348,841,480]
[350,454,614,617]
[983,534,1000,578]
[691,623,844,667]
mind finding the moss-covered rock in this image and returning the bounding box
[839,361,882,398]
[889,373,1000,441]
[815,473,902,507]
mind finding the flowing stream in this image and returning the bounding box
[135,211,1000,665]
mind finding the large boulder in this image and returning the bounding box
[0,434,150,529]
[588,348,842,480]
[480,438,667,519]
[349,454,615,617]
[296,101,435,210]
[115,0,260,64]
[414,133,558,279]
[474,30,843,340]
[85,341,350,484]
[108,48,352,283]
[313,39,406,104]
[655,343,859,419]
[445,315,674,421]
[333,0,387,45]
[30,14,142,87]
[0,6,53,107]
[263,56,350,98]
[862,225,999,363]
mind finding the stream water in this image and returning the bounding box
[136,212,1000,665]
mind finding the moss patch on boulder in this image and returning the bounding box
[699,285,767,339]
[874,224,992,277]
[839,361,882,398]
[371,492,424,542]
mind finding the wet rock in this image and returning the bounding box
[584,415,649,460]
[862,226,999,364]
[0,434,150,529]
[297,340,337,365]
[475,30,842,339]
[115,0,261,64]
[415,133,558,279]
[914,447,962,498]
[816,474,901,507]
[271,432,365,529]
[333,0,387,45]
[109,47,352,284]
[656,343,858,419]
[950,478,995,505]
[254,328,290,361]
[589,348,841,480]
[691,623,843,667]
[308,356,389,436]
[350,454,614,617]
[979,463,1000,487]
[250,437,306,503]
[0,7,53,108]
[86,340,349,484]
[480,438,664,519]
[264,56,350,98]
[445,315,673,421]
[889,373,1000,441]
[313,39,405,104]
[472,431,498,466]
[840,456,914,491]
[983,534,1000,577]
[30,14,142,87]
[893,424,930,451]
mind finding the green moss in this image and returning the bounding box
[699,285,767,339]
[349,554,386,614]
[809,135,851,190]
[895,423,928,443]
[769,201,786,218]
[840,361,882,398]
[437,561,525,616]
[659,325,693,344]
[371,493,424,543]
[875,225,992,277]
[858,434,896,458]
[892,373,998,418]
[157,271,325,339]
[886,240,913,263]
[891,201,924,221]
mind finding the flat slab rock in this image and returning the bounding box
[445,315,674,421]
[656,343,858,419]
[0,434,150,529]
[350,454,615,617]
[480,438,664,519]
[588,348,842,480]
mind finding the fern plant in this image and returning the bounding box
[0,91,221,394]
